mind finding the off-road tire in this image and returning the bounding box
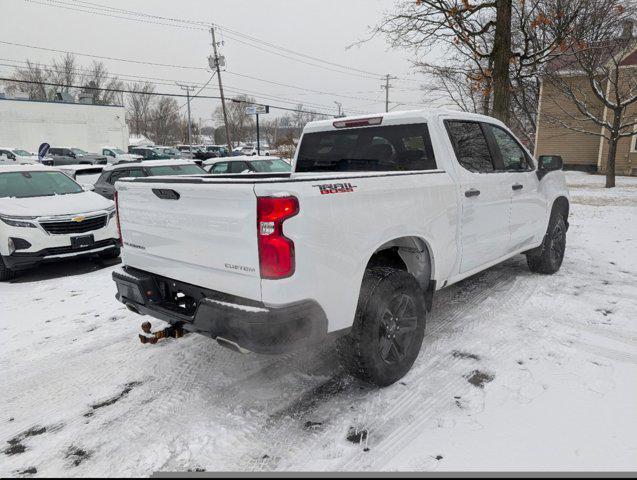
[337,267,427,387]
[526,213,567,274]
[99,247,121,260]
[0,256,16,281]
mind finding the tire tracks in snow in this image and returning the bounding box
[251,258,542,471]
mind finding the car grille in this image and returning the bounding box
[40,215,108,234]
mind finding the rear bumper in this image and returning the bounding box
[112,266,329,354]
[3,239,120,271]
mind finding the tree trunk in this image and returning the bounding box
[605,137,618,188]
[491,0,512,124]
[605,112,623,188]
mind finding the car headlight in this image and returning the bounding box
[0,215,38,228]
[107,206,116,221]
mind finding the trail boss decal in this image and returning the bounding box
[313,183,357,195]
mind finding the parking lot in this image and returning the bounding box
[1,172,636,476]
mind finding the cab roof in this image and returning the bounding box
[303,108,505,133]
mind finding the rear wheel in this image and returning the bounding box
[526,214,567,274]
[337,267,427,387]
[0,257,16,282]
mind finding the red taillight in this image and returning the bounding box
[333,116,383,129]
[114,191,122,245]
[257,196,299,279]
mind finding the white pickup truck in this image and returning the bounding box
[112,109,569,386]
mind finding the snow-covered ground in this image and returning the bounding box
[1,172,636,476]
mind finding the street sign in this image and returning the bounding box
[245,105,269,115]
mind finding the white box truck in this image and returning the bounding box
[0,98,129,154]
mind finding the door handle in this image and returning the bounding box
[464,188,481,198]
[512,183,524,191]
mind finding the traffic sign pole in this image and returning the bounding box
[256,113,260,156]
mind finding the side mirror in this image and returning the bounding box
[537,155,563,180]
[81,184,95,192]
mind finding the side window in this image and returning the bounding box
[108,170,127,184]
[128,168,145,177]
[446,121,495,173]
[212,162,229,174]
[229,161,249,173]
[487,125,532,171]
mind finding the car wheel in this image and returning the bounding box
[337,267,427,387]
[0,256,16,281]
[527,213,567,274]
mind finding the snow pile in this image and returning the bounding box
[0,173,636,475]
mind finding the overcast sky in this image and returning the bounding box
[1,0,449,125]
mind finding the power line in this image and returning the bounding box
[0,77,337,117]
[0,62,362,114]
[21,0,385,80]
[0,40,208,71]
[0,53,376,112]
[0,44,386,104]
[65,0,385,77]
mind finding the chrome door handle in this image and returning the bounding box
[464,188,481,198]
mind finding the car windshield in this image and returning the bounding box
[0,171,83,198]
[145,164,205,176]
[12,150,32,156]
[250,159,291,173]
[71,148,89,155]
[110,148,126,155]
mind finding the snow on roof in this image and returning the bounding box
[128,135,154,147]
[0,164,59,173]
[104,159,198,170]
[203,155,282,165]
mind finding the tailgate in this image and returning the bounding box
[116,179,262,301]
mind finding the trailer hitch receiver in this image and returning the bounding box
[138,321,186,344]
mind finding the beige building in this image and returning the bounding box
[535,33,637,176]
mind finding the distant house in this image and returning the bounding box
[534,23,637,176]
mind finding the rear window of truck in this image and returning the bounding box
[296,123,437,173]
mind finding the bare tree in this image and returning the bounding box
[48,53,78,94]
[543,1,637,187]
[80,61,124,105]
[4,60,51,100]
[126,82,156,137]
[148,97,181,145]
[215,95,256,147]
[372,0,583,124]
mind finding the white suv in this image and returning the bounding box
[0,148,40,165]
[0,165,120,280]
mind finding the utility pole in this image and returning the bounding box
[210,26,232,155]
[381,74,397,113]
[176,83,196,150]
